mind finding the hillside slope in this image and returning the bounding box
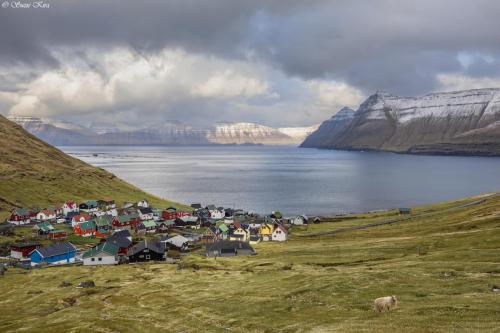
[302,88,500,156]
[0,115,186,215]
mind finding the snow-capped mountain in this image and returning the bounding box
[8,116,318,146]
[301,88,500,156]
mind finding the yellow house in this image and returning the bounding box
[259,223,274,241]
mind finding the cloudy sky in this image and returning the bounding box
[1,0,500,128]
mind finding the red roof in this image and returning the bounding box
[40,209,55,215]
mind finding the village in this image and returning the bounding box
[2,198,319,268]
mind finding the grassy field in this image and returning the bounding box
[0,193,499,332]
[0,115,188,216]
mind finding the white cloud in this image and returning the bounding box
[307,80,365,111]
[193,70,271,99]
[437,73,500,92]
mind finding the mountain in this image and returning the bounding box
[8,116,318,146]
[0,115,185,215]
[301,88,500,156]
[300,107,355,147]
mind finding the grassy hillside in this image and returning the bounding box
[0,194,499,332]
[0,115,188,218]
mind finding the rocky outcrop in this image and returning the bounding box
[301,88,500,156]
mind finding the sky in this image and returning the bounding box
[1,0,500,128]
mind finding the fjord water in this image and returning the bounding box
[61,145,500,216]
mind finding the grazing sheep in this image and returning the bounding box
[373,295,398,313]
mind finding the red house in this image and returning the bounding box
[73,220,96,237]
[48,230,67,240]
[8,208,32,225]
[112,214,140,229]
[10,242,40,259]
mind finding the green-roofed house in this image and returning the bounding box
[33,221,55,236]
[82,242,119,265]
[136,220,157,234]
[218,223,229,237]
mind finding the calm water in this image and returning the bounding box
[60,145,500,216]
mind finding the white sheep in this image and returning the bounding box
[373,295,398,313]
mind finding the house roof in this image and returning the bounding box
[78,220,96,231]
[127,239,165,256]
[105,231,132,248]
[190,203,202,209]
[206,240,255,253]
[12,208,30,216]
[73,214,91,221]
[206,205,216,210]
[142,220,157,228]
[82,242,119,259]
[218,224,229,233]
[35,221,54,232]
[40,209,55,215]
[163,235,189,248]
[139,207,153,214]
[34,242,77,258]
[95,215,113,227]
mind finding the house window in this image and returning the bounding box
[98,257,102,261]
[145,255,150,259]
[139,255,144,258]
[91,258,95,261]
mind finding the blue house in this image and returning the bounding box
[29,242,77,266]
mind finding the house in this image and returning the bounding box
[249,234,261,245]
[271,225,288,242]
[229,227,250,242]
[7,208,32,225]
[48,230,67,240]
[62,201,79,216]
[205,240,256,257]
[207,205,225,219]
[10,242,40,259]
[33,221,55,236]
[136,220,157,234]
[94,215,113,234]
[190,203,202,211]
[290,215,308,226]
[137,199,149,208]
[79,200,99,213]
[138,207,154,221]
[36,209,56,222]
[156,220,175,233]
[399,208,411,215]
[71,213,91,227]
[202,226,219,243]
[29,242,77,266]
[112,213,140,229]
[162,235,190,251]
[82,242,119,265]
[259,223,274,241]
[99,197,116,210]
[103,230,133,255]
[73,220,96,237]
[127,239,166,263]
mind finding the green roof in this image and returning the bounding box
[36,221,54,232]
[218,224,229,233]
[95,216,112,227]
[142,220,157,228]
[157,220,175,226]
[14,208,30,216]
[117,215,131,223]
[79,220,96,231]
[82,242,119,259]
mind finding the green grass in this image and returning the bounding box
[0,194,499,332]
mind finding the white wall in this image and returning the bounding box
[83,255,118,266]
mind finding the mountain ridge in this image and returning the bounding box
[301,88,500,156]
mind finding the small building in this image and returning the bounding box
[162,235,190,251]
[104,230,133,255]
[8,208,32,225]
[205,240,256,257]
[271,225,288,242]
[399,208,412,215]
[33,221,55,236]
[156,220,175,233]
[137,199,150,208]
[127,239,166,263]
[138,207,154,221]
[207,205,225,220]
[95,215,113,233]
[10,242,40,260]
[82,242,119,266]
[290,215,308,226]
[29,242,77,266]
[79,200,99,213]
[71,213,91,227]
[136,220,157,234]
[48,230,67,240]
[259,223,274,241]
[73,220,96,237]
[62,201,79,216]
[36,209,56,222]
[112,213,140,229]
[229,227,250,242]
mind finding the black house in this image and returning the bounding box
[205,240,256,257]
[127,239,166,262]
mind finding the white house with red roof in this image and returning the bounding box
[36,209,56,221]
[71,213,91,227]
[62,201,79,216]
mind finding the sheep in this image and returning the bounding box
[373,295,398,313]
